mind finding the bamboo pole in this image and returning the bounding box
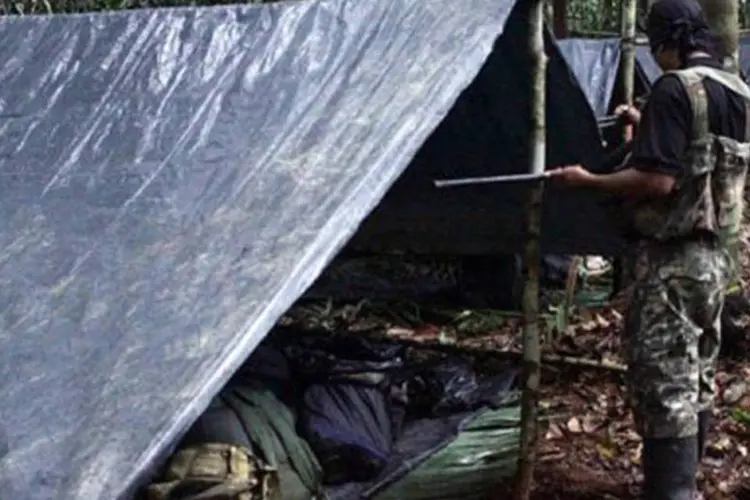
[512,0,547,497]
[619,0,638,142]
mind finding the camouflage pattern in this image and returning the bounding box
[625,241,732,439]
[145,443,282,500]
[630,67,750,273]
[624,66,750,440]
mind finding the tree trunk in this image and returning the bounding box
[553,0,569,38]
[697,0,740,72]
[512,0,546,498]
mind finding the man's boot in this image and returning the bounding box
[642,436,698,500]
[697,411,711,461]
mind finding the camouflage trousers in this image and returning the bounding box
[625,240,732,439]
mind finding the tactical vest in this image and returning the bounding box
[630,66,750,270]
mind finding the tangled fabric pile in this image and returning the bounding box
[144,333,518,499]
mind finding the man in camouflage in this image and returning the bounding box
[548,0,750,498]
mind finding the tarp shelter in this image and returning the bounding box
[0,1,628,498]
[0,1,523,498]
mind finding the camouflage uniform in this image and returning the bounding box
[625,66,750,440]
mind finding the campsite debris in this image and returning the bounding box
[156,332,524,499]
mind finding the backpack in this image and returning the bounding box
[145,442,280,500]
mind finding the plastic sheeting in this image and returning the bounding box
[0,1,518,498]
[557,38,621,117]
[740,36,750,78]
[350,2,626,257]
[635,45,662,84]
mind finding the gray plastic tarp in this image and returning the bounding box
[557,38,621,117]
[0,1,517,498]
[636,45,662,84]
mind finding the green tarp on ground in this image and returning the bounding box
[375,405,522,500]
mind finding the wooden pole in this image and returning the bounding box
[553,0,568,38]
[620,0,638,142]
[512,0,546,497]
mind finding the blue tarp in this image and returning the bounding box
[0,1,518,498]
[557,38,621,117]
[635,45,663,84]
[740,36,750,78]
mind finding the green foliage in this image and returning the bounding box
[566,0,750,35]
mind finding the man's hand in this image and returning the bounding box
[546,164,595,187]
[614,104,641,126]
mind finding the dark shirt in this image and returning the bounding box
[630,56,748,176]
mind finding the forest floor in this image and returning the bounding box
[290,253,750,499]
[527,311,750,500]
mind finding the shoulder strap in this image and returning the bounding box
[669,66,750,143]
[669,69,710,140]
[667,66,750,102]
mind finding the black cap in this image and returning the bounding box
[646,0,712,53]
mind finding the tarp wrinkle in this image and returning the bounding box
[0,1,516,499]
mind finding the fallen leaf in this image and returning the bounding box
[629,441,643,465]
[567,417,583,434]
[622,428,641,442]
[545,423,565,440]
[723,379,748,404]
[595,313,610,329]
[579,320,599,333]
[582,415,600,434]
[385,326,413,338]
[539,449,566,462]
[596,442,615,460]
[730,409,750,431]
[712,435,732,452]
